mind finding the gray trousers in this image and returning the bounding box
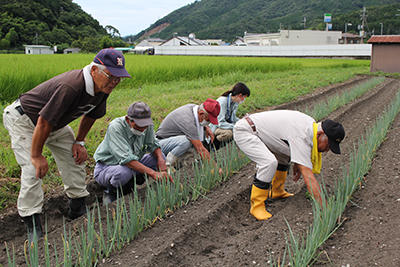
[94,153,160,190]
[3,100,89,217]
[233,118,290,183]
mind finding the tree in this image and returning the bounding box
[100,35,113,48]
[5,27,18,47]
[80,36,101,52]
[105,25,121,38]
[0,38,10,49]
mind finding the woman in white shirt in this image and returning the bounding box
[210,82,250,150]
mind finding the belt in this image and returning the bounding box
[15,105,25,115]
[244,115,256,132]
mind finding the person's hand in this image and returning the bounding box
[153,171,174,183]
[211,168,224,176]
[205,126,215,143]
[72,143,88,165]
[31,155,48,179]
[157,159,168,172]
[292,164,301,182]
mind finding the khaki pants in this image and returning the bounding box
[214,128,233,142]
[3,101,89,217]
[233,118,290,183]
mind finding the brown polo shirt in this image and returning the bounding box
[19,69,108,131]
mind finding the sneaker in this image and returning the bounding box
[102,189,118,206]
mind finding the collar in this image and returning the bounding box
[227,93,232,116]
[83,64,95,96]
[193,105,204,141]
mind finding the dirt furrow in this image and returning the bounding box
[100,79,399,266]
[315,108,400,266]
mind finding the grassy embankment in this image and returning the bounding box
[0,54,370,211]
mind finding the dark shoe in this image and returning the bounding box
[102,189,118,206]
[67,197,87,219]
[22,214,43,242]
[211,139,221,151]
[134,174,145,185]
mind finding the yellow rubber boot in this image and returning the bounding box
[250,184,272,220]
[270,170,294,199]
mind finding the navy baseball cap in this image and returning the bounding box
[322,119,345,154]
[93,48,131,78]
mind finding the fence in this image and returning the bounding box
[154,44,371,58]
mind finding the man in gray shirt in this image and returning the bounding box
[156,98,220,169]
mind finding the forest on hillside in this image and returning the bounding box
[0,0,127,52]
[130,0,400,42]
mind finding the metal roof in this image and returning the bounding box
[368,35,400,43]
[23,45,51,48]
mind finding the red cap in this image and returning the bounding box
[203,98,220,125]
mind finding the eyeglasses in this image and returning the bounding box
[99,69,122,83]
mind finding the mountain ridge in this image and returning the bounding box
[128,0,400,42]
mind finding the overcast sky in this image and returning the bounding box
[73,0,195,37]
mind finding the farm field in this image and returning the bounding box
[1,54,399,266]
[97,76,400,267]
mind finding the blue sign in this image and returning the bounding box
[324,13,332,23]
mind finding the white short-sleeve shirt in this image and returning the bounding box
[250,110,315,169]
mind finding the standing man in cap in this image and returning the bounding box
[94,102,172,204]
[156,98,221,170]
[2,48,131,241]
[233,110,345,220]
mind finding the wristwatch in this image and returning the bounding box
[74,140,85,147]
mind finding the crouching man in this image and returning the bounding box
[94,102,172,205]
[233,110,345,220]
[155,98,221,170]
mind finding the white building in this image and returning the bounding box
[24,45,54,54]
[203,39,224,46]
[136,38,165,47]
[161,36,207,46]
[63,48,81,54]
[244,30,342,46]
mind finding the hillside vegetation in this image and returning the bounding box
[0,0,126,51]
[130,0,400,42]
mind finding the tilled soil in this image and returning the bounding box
[315,112,400,266]
[98,77,400,267]
[1,75,399,266]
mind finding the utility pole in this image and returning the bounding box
[344,23,352,44]
[360,6,367,43]
[379,23,383,35]
[303,17,306,29]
